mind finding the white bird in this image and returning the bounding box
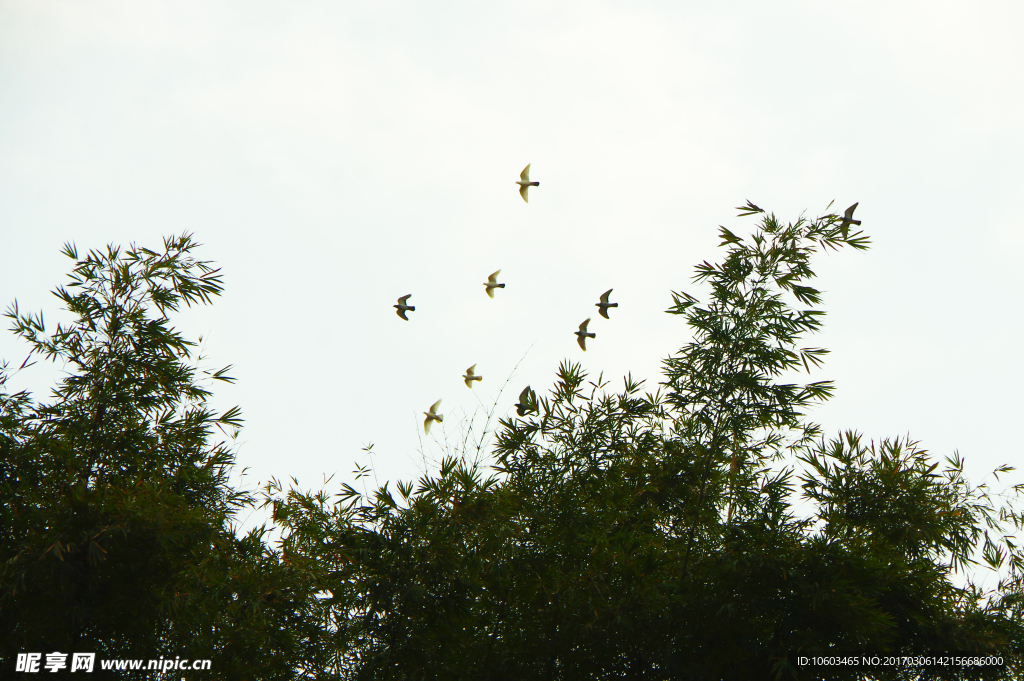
[483,270,505,298]
[394,294,415,321]
[423,400,443,434]
[839,202,861,237]
[596,289,618,319]
[463,364,482,388]
[516,164,539,203]
[575,318,595,351]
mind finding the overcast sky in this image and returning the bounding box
[2,1,1023,553]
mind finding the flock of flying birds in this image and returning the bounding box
[394,164,620,434]
[398,166,864,434]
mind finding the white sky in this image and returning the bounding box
[2,1,1023,549]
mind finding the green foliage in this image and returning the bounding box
[7,206,1024,680]
[0,236,314,679]
[266,203,1023,679]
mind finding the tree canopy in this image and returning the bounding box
[3,206,1023,680]
[0,237,320,679]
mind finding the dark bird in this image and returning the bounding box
[394,295,415,321]
[423,400,443,434]
[839,202,861,236]
[484,270,505,298]
[517,164,539,203]
[463,364,482,388]
[596,289,618,319]
[575,318,595,351]
[515,385,537,416]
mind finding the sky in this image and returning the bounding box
[2,1,1023,561]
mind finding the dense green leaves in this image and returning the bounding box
[262,203,1022,679]
[5,207,1023,680]
[0,236,314,679]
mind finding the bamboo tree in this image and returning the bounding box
[0,236,313,679]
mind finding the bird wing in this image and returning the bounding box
[600,289,612,304]
[398,294,411,304]
[577,334,587,351]
[844,202,859,220]
[488,270,501,283]
[579,318,591,333]
[485,286,495,298]
[429,399,442,414]
[519,184,529,202]
[466,365,476,375]
[517,385,537,413]
[520,164,531,182]
[396,309,409,320]
[424,417,432,434]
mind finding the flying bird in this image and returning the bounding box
[515,385,537,416]
[575,318,596,351]
[517,164,539,203]
[596,289,618,319]
[839,202,861,237]
[484,270,505,298]
[463,364,482,388]
[394,295,415,321]
[423,400,443,434]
